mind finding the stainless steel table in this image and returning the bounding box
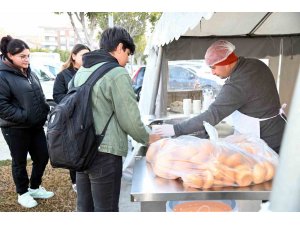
[131,157,272,212]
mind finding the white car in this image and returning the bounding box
[31,64,57,126]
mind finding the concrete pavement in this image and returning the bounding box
[0,129,261,212]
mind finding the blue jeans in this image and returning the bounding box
[76,151,122,212]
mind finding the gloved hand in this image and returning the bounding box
[148,134,161,144]
[151,124,175,137]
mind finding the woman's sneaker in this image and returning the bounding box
[28,186,54,199]
[18,192,38,208]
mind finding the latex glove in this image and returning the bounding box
[152,124,175,137]
[148,134,161,144]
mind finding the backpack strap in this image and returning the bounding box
[85,62,118,140]
[86,62,119,86]
[99,112,114,140]
[69,62,119,89]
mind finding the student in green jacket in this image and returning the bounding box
[73,26,160,212]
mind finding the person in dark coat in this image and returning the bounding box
[153,40,286,154]
[53,44,90,103]
[0,35,54,208]
[53,43,90,192]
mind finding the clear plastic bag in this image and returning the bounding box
[146,122,279,189]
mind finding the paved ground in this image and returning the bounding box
[119,177,140,212]
[0,129,262,212]
[0,131,141,212]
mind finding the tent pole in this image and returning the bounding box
[269,65,300,211]
[276,38,283,93]
[149,46,163,115]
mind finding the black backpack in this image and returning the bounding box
[47,62,118,171]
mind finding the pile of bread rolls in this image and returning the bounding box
[146,135,278,189]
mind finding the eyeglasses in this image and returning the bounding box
[16,54,30,60]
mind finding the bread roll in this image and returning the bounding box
[146,138,171,162]
[252,163,267,184]
[214,165,235,183]
[182,174,203,188]
[263,161,275,181]
[152,164,179,179]
[225,153,243,167]
[202,170,214,189]
[236,143,257,154]
[235,164,253,187]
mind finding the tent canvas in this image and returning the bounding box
[139,12,300,211]
[139,12,300,117]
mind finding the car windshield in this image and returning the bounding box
[31,65,55,81]
[167,61,223,93]
[131,60,224,96]
[45,65,60,77]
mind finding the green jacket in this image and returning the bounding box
[73,62,149,157]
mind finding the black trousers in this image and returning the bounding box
[76,152,122,212]
[1,127,49,195]
[69,169,76,184]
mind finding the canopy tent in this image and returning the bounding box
[139,12,300,117]
[139,12,300,211]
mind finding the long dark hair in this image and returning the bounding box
[0,35,30,63]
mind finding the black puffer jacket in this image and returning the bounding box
[53,67,77,104]
[0,59,50,128]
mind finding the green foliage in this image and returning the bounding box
[0,159,11,167]
[148,12,162,31]
[30,47,70,63]
[63,12,162,64]
[30,48,49,53]
[53,49,70,62]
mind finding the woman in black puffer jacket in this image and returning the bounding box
[53,43,90,192]
[0,35,54,208]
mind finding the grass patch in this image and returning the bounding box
[0,160,76,212]
[0,160,11,167]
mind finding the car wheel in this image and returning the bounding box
[44,100,57,128]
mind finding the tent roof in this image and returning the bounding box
[149,12,300,49]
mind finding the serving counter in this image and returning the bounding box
[130,157,272,212]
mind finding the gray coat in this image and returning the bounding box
[174,57,285,153]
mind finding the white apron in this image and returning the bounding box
[231,104,287,138]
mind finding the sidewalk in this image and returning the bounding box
[0,132,140,212]
[0,133,10,161]
[1,131,261,212]
[119,177,140,212]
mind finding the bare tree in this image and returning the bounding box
[62,12,162,62]
[66,12,100,49]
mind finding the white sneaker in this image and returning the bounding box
[28,186,54,199]
[72,184,77,193]
[18,192,38,208]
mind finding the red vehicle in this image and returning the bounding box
[131,66,146,101]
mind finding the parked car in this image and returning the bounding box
[31,64,57,126]
[131,66,146,101]
[30,52,62,77]
[131,63,223,101]
[43,64,61,77]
